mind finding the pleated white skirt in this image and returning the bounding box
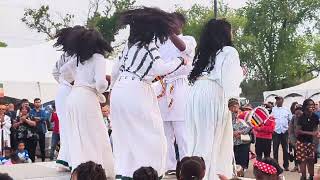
[186,78,234,180]
[55,83,71,167]
[66,86,115,179]
[111,78,167,178]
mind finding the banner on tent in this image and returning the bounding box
[0,83,4,97]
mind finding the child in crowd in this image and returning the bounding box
[3,153,22,165]
[133,167,159,180]
[16,141,32,163]
[253,158,284,180]
[177,156,206,180]
[71,161,107,180]
[218,158,283,180]
[0,147,12,164]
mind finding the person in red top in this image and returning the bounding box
[50,104,60,161]
[254,115,275,160]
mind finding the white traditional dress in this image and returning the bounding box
[62,54,115,179]
[0,115,11,150]
[111,40,185,178]
[186,46,244,180]
[154,34,196,170]
[52,53,74,167]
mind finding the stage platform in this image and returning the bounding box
[0,162,258,180]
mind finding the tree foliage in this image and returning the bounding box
[0,41,7,47]
[238,0,320,91]
[89,0,136,43]
[21,5,74,39]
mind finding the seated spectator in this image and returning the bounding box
[71,161,107,180]
[176,156,206,179]
[0,173,13,180]
[0,147,12,164]
[177,156,206,180]
[3,153,22,165]
[133,167,159,180]
[253,158,284,180]
[218,157,284,180]
[16,141,32,163]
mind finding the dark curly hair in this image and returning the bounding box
[119,7,176,47]
[133,166,159,180]
[71,161,107,180]
[188,19,232,85]
[53,25,86,54]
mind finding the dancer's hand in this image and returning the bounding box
[106,75,111,85]
[181,54,189,65]
[217,174,228,180]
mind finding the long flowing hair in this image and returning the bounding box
[188,19,232,85]
[119,7,176,47]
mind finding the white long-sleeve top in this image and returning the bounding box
[111,40,184,88]
[158,35,196,80]
[60,54,109,94]
[201,46,244,99]
[52,53,75,86]
[0,115,12,148]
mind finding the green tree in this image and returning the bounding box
[89,0,136,43]
[21,5,74,39]
[0,41,7,47]
[238,0,320,91]
[21,0,135,42]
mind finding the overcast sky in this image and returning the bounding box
[0,0,247,47]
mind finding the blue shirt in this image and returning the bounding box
[17,150,30,161]
[30,108,47,133]
[272,106,292,134]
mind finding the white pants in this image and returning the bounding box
[163,121,188,170]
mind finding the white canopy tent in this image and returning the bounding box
[0,41,114,103]
[263,77,320,107]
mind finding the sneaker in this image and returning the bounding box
[165,170,176,176]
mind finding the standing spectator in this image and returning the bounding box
[6,103,17,149]
[0,102,12,151]
[272,96,292,171]
[14,106,38,162]
[296,99,319,180]
[101,105,112,136]
[228,98,251,172]
[314,101,320,119]
[50,104,60,161]
[288,105,303,172]
[253,113,275,160]
[16,99,29,117]
[29,98,47,162]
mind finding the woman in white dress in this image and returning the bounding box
[0,103,11,151]
[52,26,85,169]
[186,19,244,180]
[111,7,187,179]
[62,28,115,179]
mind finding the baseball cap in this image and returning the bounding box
[275,96,283,100]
